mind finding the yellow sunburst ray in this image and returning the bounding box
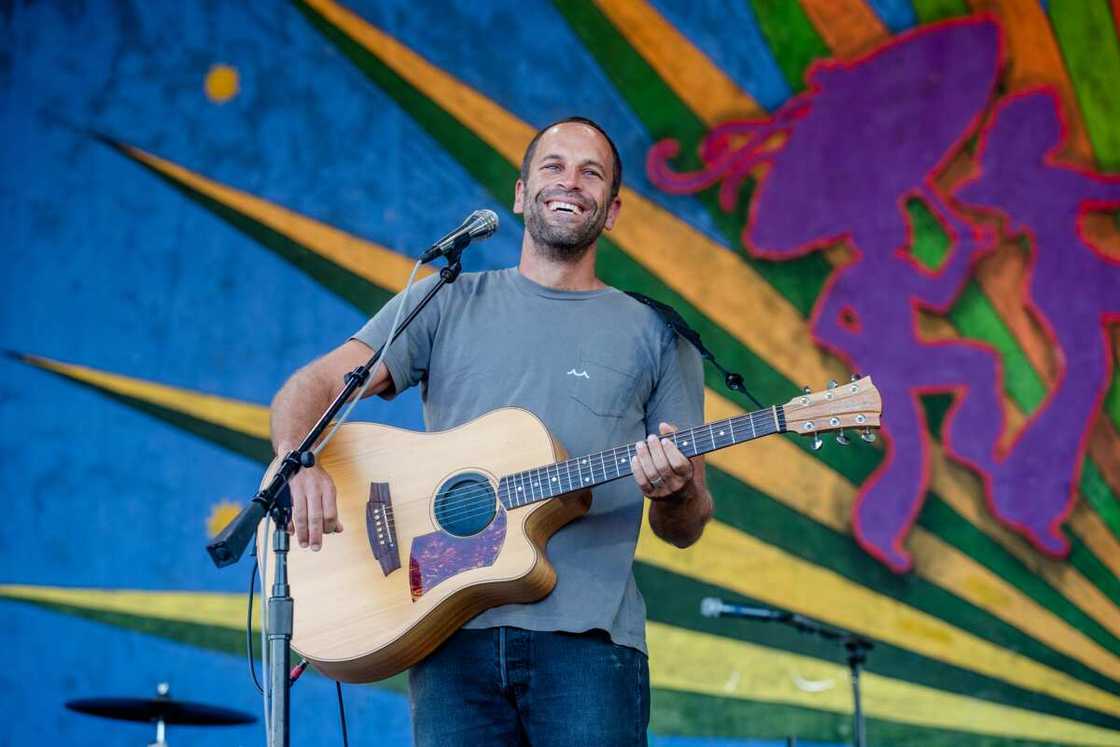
[2,582,1114,743]
[638,507,1120,720]
[18,353,270,439]
[592,0,763,125]
[649,622,1120,745]
[118,143,431,292]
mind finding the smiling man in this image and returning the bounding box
[269,117,712,746]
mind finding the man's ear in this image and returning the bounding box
[513,179,525,215]
[603,195,622,231]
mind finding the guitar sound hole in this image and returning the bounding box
[433,472,496,538]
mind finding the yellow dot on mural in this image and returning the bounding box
[204,64,239,103]
[207,499,244,538]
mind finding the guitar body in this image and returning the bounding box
[258,407,591,683]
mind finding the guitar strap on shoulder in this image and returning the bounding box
[624,290,764,409]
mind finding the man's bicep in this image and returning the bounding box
[316,339,397,400]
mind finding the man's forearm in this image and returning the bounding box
[649,479,713,548]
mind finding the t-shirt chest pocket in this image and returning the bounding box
[567,353,643,419]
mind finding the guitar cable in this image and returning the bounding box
[336,681,350,747]
[246,559,263,695]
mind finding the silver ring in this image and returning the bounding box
[650,476,664,488]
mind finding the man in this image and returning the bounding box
[270,117,713,745]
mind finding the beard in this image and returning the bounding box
[524,188,610,262]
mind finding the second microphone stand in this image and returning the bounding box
[716,606,873,747]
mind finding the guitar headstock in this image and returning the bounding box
[782,375,882,450]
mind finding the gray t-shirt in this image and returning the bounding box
[352,266,704,653]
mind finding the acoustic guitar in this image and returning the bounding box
[258,377,881,682]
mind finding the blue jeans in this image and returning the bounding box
[408,626,650,746]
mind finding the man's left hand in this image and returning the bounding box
[631,422,695,501]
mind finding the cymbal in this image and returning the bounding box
[65,696,256,726]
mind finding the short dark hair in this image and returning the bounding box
[519,116,623,199]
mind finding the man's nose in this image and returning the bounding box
[556,167,583,191]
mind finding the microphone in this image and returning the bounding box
[700,597,788,621]
[419,209,499,264]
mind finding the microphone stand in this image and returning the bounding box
[205,250,466,747]
[715,606,874,747]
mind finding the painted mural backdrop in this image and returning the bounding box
[3,1,1120,745]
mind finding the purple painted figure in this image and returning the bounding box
[952,90,1120,553]
[651,19,1009,571]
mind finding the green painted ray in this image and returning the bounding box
[912,0,971,23]
[918,492,1120,653]
[948,281,1049,413]
[907,196,951,270]
[1107,365,1120,430]
[1067,528,1120,612]
[704,465,1120,699]
[10,352,273,463]
[0,594,410,694]
[549,0,833,318]
[1082,459,1120,541]
[1048,0,1120,170]
[293,0,883,490]
[636,561,1120,732]
[100,137,394,317]
[748,0,833,91]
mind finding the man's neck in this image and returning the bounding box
[517,239,606,291]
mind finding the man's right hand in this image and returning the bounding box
[287,463,343,551]
[269,340,393,550]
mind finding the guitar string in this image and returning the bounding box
[375,409,778,525]
[391,411,769,522]
[419,397,870,526]
[350,409,782,527]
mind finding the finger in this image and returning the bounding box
[630,456,653,493]
[634,439,660,486]
[646,434,674,483]
[661,436,693,478]
[658,422,679,436]
[321,475,343,534]
[292,488,309,548]
[307,492,324,551]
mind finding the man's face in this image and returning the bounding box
[514,123,621,260]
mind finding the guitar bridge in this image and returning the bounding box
[365,482,400,576]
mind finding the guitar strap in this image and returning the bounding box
[624,290,763,409]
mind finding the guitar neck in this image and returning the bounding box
[498,406,786,509]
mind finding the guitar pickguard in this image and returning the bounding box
[408,506,507,600]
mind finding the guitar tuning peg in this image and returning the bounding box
[828,379,838,389]
[835,429,850,446]
[860,427,877,443]
[812,433,824,451]
[849,373,860,382]
[802,385,812,394]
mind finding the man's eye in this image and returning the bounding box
[584,170,602,179]
[542,163,561,171]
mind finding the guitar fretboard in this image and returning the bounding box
[497,405,786,509]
